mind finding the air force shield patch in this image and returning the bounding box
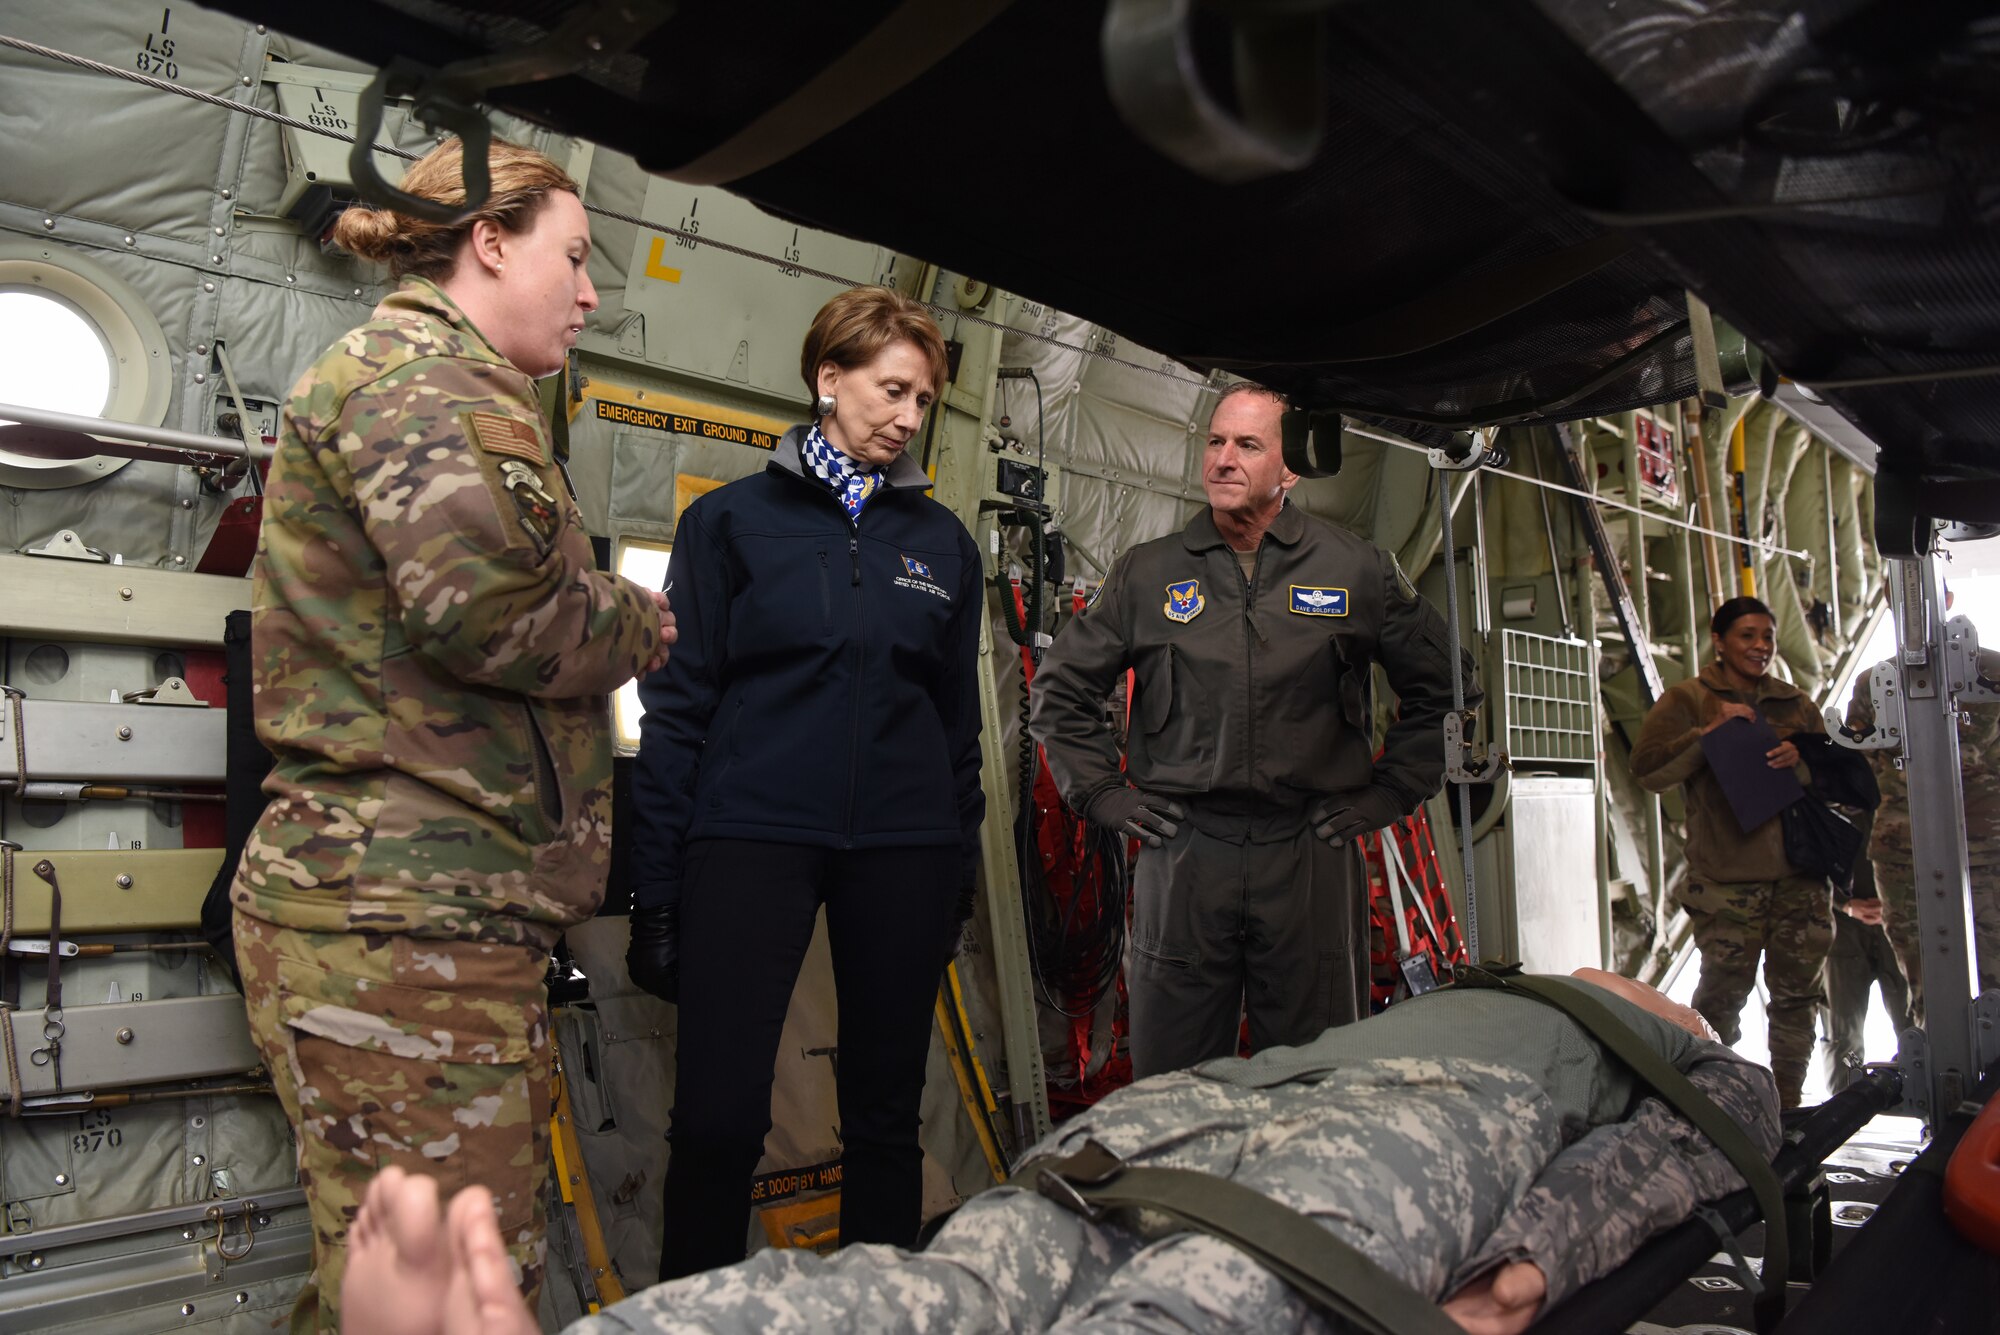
[1164,579,1203,623]
[1290,585,1349,616]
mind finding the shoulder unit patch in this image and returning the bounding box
[1290,585,1349,616]
[1165,578,1204,624]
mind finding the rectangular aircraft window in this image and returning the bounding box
[614,537,674,753]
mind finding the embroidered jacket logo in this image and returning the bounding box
[1164,579,1203,624]
[894,554,950,602]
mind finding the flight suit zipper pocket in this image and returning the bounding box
[523,703,564,834]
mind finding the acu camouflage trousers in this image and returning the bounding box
[234,909,551,1334]
[1873,858,2000,1026]
[1678,874,1832,1108]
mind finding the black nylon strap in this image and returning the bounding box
[1022,1139,1462,1335]
[1466,970,1789,1331]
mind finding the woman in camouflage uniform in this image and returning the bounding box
[230,137,673,1332]
[1633,596,1831,1108]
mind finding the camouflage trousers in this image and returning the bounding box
[1677,874,1832,1108]
[234,909,552,1334]
[1820,911,1912,1094]
[1875,859,2000,1024]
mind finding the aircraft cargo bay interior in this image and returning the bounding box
[1,3,1998,1333]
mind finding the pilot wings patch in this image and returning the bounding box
[1290,585,1349,616]
[1164,579,1203,623]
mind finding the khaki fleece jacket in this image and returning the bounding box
[1631,661,1826,884]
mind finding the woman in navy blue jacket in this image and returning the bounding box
[627,287,985,1278]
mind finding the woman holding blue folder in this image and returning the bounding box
[1632,595,1829,1108]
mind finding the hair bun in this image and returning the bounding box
[328,205,404,261]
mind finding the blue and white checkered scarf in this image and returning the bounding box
[801,424,883,521]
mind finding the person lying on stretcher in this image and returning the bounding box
[340,968,1775,1335]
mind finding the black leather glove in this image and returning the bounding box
[625,903,681,1003]
[1310,787,1405,848]
[1085,787,1186,847]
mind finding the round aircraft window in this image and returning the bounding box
[0,240,170,489]
[0,292,112,415]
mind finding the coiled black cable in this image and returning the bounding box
[993,370,1129,1020]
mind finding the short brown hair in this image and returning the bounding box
[1214,381,1291,415]
[328,137,580,281]
[800,287,950,405]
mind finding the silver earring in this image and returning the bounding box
[814,393,836,418]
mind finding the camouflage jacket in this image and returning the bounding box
[234,279,660,946]
[1848,647,2000,867]
[1632,661,1825,884]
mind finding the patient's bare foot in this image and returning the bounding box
[343,1167,450,1335]
[442,1184,540,1335]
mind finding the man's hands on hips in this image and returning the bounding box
[1311,786,1404,847]
[1085,787,1186,847]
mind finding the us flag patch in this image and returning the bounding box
[463,411,549,465]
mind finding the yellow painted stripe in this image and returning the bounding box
[936,986,1009,1185]
[550,1024,626,1308]
[948,961,1001,1115]
[1729,417,1756,596]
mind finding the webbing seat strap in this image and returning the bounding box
[1459,968,1789,1331]
[1018,1138,1462,1335]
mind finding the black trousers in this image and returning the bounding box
[658,838,959,1280]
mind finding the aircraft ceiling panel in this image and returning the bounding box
[0,2,252,245]
[200,0,2000,520]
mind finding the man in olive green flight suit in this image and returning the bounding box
[1030,385,1476,1077]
